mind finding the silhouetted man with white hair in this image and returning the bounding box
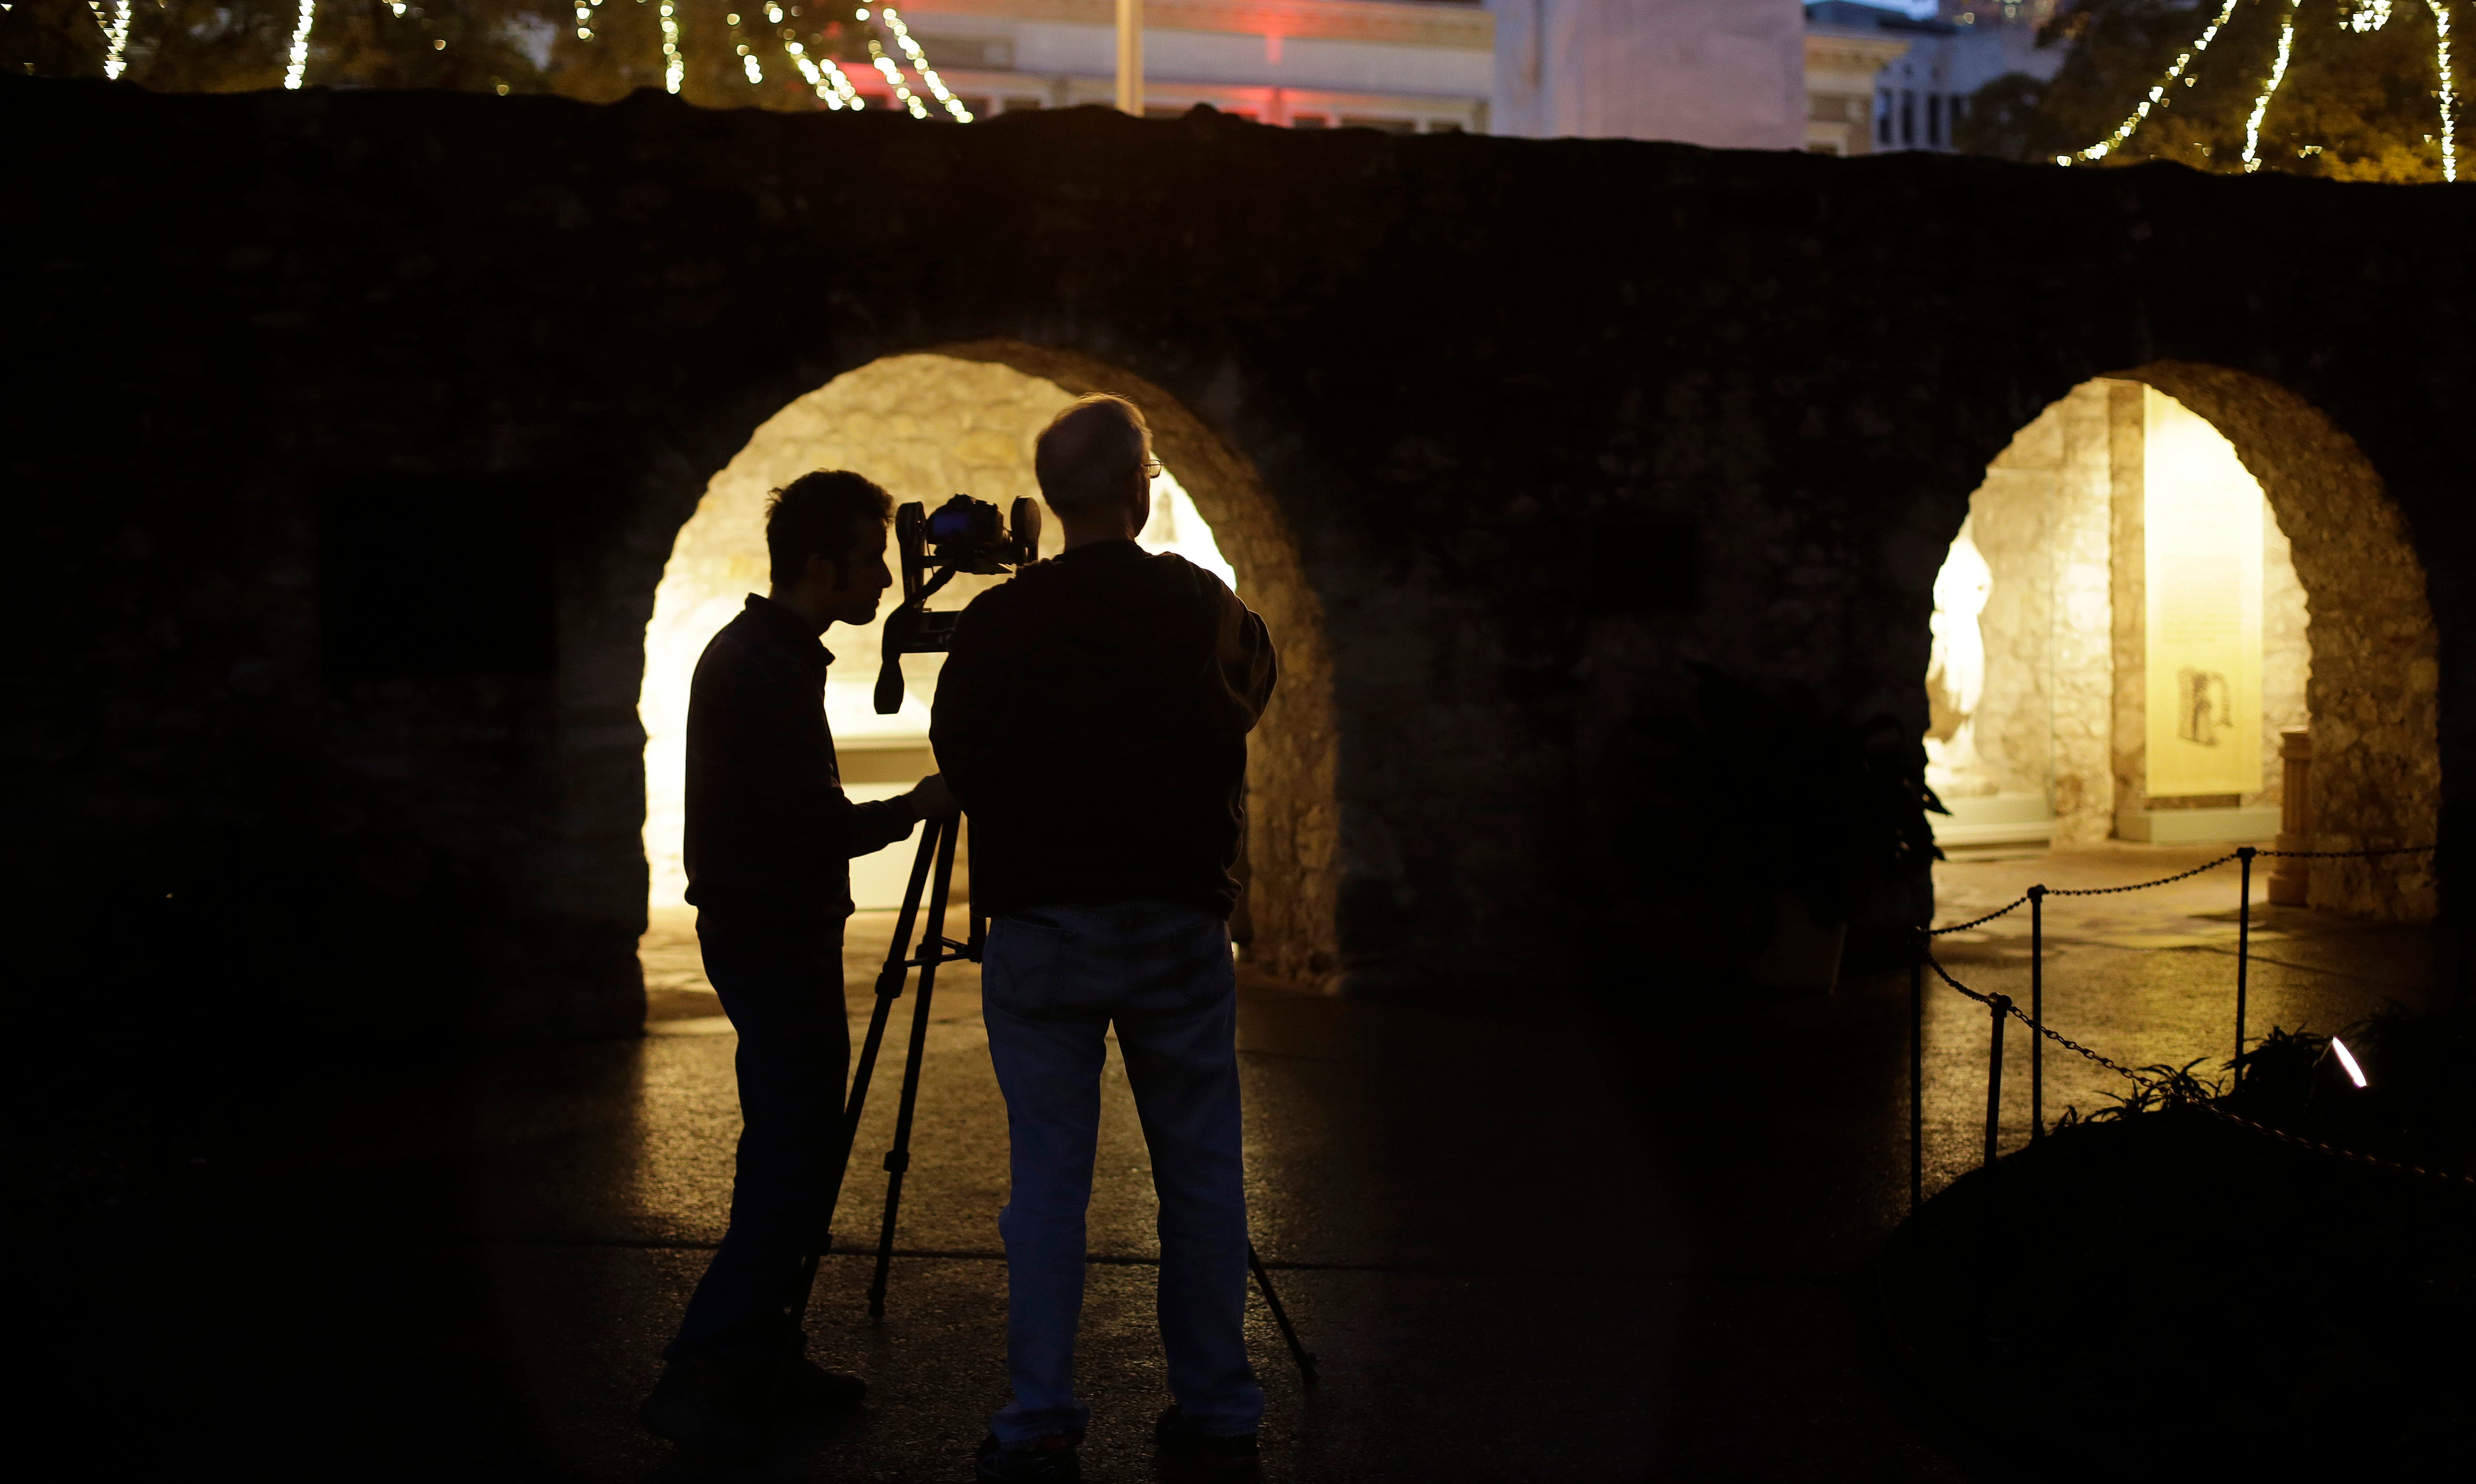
[934,395,1279,1481]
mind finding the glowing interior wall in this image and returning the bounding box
[2142,385,2265,798]
[639,353,1233,915]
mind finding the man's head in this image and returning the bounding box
[1035,395,1158,546]
[766,470,894,631]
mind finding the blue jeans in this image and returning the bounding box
[982,901,1264,1444]
[669,915,847,1362]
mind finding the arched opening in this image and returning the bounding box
[637,345,1339,986]
[1925,366,2437,920]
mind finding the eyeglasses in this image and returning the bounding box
[1140,457,1163,478]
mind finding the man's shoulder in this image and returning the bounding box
[694,609,801,689]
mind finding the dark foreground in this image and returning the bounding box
[26,847,2455,1481]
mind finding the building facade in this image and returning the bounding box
[886,0,1494,132]
[1490,0,1810,149]
[1803,0,2065,155]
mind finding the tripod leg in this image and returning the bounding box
[868,814,960,1319]
[785,817,940,1321]
[1247,1243,1319,1388]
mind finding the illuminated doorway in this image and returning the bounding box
[1927,378,2309,849]
[639,353,1238,924]
[1925,369,2436,919]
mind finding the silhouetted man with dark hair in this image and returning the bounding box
[934,397,1279,1481]
[640,469,958,1462]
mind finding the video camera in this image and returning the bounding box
[873,494,1044,713]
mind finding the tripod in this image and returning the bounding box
[785,812,1320,1387]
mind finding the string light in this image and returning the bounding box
[2059,0,2240,164]
[867,37,925,116]
[2064,0,2455,182]
[85,0,131,79]
[727,10,765,83]
[784,36,864,107]
[283,0,315,90]
[575,0,596,42]
[2242,0,2302,172]
[2432,1,2460,183]
[660,0,684,93]
[877,8,972,122]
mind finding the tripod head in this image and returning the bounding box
[874,494,1044,713]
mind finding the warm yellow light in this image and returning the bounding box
[2331,1037,2369,1088]
[2435,1,2460,182]
[283,0,316,88]
[2064,0,2239,164]
[661,0,684,92]
[2143,388,2265,799]
[87,0,134,80]
[2241,0,2302,173]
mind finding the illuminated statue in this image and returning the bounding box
[1924,522,1993,791]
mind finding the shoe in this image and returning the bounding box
[973,1429,1084,1482]
[638,1351,771,1463]
[772,1355,866,1417]
[1154,1406,1259,1471]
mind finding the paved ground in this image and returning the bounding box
[53,846,2451,1481]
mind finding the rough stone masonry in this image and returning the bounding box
[5,75,2471,1039]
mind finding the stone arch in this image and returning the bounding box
[632,339,1340,988]
[2122,362,2439,919]
[1926,363,2437,921]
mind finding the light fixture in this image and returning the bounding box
[2329,1036,2368,1088]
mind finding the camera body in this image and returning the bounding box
[874,494,1044,713]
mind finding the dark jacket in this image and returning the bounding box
[683,595,919,922]
[930,540,1278,918]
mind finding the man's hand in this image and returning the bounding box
[906,773,961,820]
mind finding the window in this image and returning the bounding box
[1900,90,1916,147]
[1877,90,1892,146]
[1423,120,1463,133]
[1340,116,1416,135]
[1928,94,1943,148]
[1291,114,1329,129]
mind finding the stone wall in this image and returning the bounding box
[7,76,2470,1036]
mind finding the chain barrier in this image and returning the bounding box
[1924,951,2150,1089]
[2041,853,2239,897]
[2253,845,2439,859]
[2191,1101,2476,1186]
[1923,944,2473,1187]
[1923,845,2441,933]
[1927,896,2030,936]
[1912,841,2472,1194]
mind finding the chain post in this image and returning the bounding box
[1910,928,1924,1213]
[2234,846,2256,1085]
[2027,885,2046,1141]
[1983,993,2010,1168]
